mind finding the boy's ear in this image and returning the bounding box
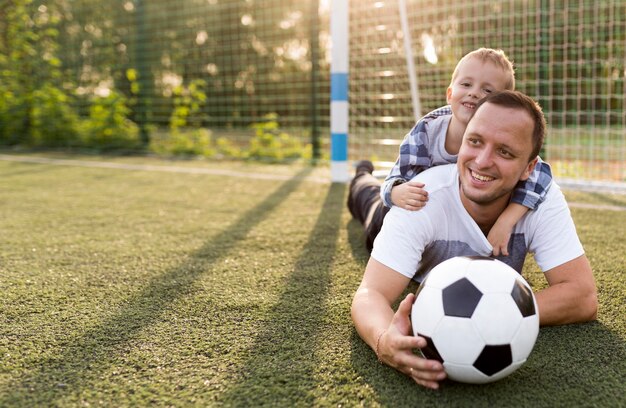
[446,86,453,104]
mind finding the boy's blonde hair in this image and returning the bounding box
[451,48,515,90]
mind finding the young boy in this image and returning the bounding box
[348,48,553,255]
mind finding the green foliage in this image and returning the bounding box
[169,79,207,132]
[0,84,27,145]
[146,79,216,157]
[149,112,310,162]
[216,137,242,158]
[0,1,141,151]
[80,91,140,150]
[248,113,311,162]
[150,128,215,157]
[125,68,140,108]
[29,84,80,147]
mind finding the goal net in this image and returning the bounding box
[345,0,625,186]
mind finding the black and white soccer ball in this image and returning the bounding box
[411,256,539,384]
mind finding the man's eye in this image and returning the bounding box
[498,149,512,157]
[468,138,480,145]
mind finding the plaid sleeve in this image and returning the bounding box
[511,157,553,210]
[381,105,452,207]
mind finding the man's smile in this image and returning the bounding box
[470,169,495,182]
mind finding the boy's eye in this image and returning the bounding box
[483,88,493,94]
[461,82,471,87]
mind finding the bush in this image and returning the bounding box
[30,84,81,147]
[81,91,141,150]
[0,86,24,146]
[248,113,311,162]
[150,128,214,157]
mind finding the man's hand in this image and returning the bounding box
[377,293,446,390]
[391,181,429,211]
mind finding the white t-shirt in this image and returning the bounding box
[371,164,584,282]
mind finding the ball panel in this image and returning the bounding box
[418,335,443,362]
[466,260,517,294]
[510,315,540,362]
[445,360,525,384]
[511,278,537,317]
[472,294,523,344]
[473,344,513,377]
[441,278,483,318]
[443,362,490,384]
[432,317,485,364]
[422,256,472,289]
[411,286,444,337]
[484,359,525,382]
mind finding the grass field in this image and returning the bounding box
[0,153,625,407]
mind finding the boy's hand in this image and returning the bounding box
[391,181,428,211]
[489,203,530,256]
[487,224,512,256]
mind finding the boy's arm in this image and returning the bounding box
[511,157,553,210]
[381,105,452,207]
[492,158,553,256]
[488,203,529,256]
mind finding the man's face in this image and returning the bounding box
[447,58,510,127]
[457,102,538,206]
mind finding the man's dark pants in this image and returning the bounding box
[347,171,389,252]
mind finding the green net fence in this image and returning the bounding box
[349,0,625,184]
[0,0,624,184]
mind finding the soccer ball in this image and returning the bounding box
[410,256,539,384]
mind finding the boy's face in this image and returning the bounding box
[446,58,511,126]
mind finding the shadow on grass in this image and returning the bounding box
[589,192,626,208]
[0,161,67,178]
[346,218,370,267]
[215,182,346,406]
[0,168,314,407]
[350,321,625,406]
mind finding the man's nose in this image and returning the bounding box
[474,147,494,168]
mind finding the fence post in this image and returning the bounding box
[538,0,549,159]
[134,0,152,146]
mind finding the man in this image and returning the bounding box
[350,90,597,390]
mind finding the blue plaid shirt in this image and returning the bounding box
[381,105,553,210]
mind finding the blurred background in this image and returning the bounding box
[1,0,624,185]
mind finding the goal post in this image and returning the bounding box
[330,0,350,183]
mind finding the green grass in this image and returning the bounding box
[0,153,624,407]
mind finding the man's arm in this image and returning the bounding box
[535,254,598,326]
[351,257,446,390]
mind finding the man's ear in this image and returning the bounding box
[520,157,539,181]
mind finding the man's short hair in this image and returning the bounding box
[474,90,546,160]
[451,48,516,90]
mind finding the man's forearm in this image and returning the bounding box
[535,256,598,326]
[351,287,395,350]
